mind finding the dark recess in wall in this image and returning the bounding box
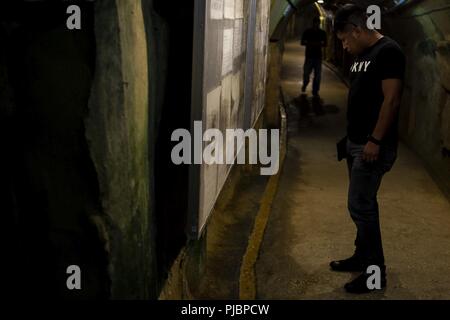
[0,2,109,299]
[152,0,194,291]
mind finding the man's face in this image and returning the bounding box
[337,26,364,56]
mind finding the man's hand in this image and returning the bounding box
[363,141,380,163]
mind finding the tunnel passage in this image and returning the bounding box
[279,0,450,197]
[0,3,109,299]
[151,0,194,290]
[254,0,450,300]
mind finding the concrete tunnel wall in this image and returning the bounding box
[0,0,318,300]
[0,0,176,299]
[1,0,201,299]
[0,2,110,299]
[383,1,450,198]
[86,0,191,299]
[86,0,156,299]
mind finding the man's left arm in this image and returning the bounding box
[363,79,403,162]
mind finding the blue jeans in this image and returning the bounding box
[346,139,397,267]
[303,58,322,95]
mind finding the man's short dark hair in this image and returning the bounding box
[333,4,369,33]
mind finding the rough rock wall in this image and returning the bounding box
[86,0,157,299]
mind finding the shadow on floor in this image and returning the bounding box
[291,94,340,119]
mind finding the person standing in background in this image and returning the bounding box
[301,16,327,97]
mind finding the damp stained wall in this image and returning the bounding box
[384,0,450,198]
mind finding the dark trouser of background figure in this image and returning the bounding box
[302,57,322,96]
[346,139,397,271]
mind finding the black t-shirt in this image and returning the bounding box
[301,28,327,59]
[347,36,406,145]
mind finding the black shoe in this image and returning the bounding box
[330,256,366,272]
[344,271,387,294]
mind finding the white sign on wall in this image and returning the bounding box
[211,0,224,20]
[233,19,243,58]
[202,85,222,220]
[191,0,272,238]
[235,0,244,19]
[224,0,235,19]
[222,28,234,76]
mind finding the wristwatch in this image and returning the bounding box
[367,135,382,145]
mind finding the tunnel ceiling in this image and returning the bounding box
[269,0,304,36]
[269,0,413,38]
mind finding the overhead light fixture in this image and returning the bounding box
[317,0,324,3]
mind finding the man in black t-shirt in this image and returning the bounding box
[301,17,327,97]
[329,5,405,294]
